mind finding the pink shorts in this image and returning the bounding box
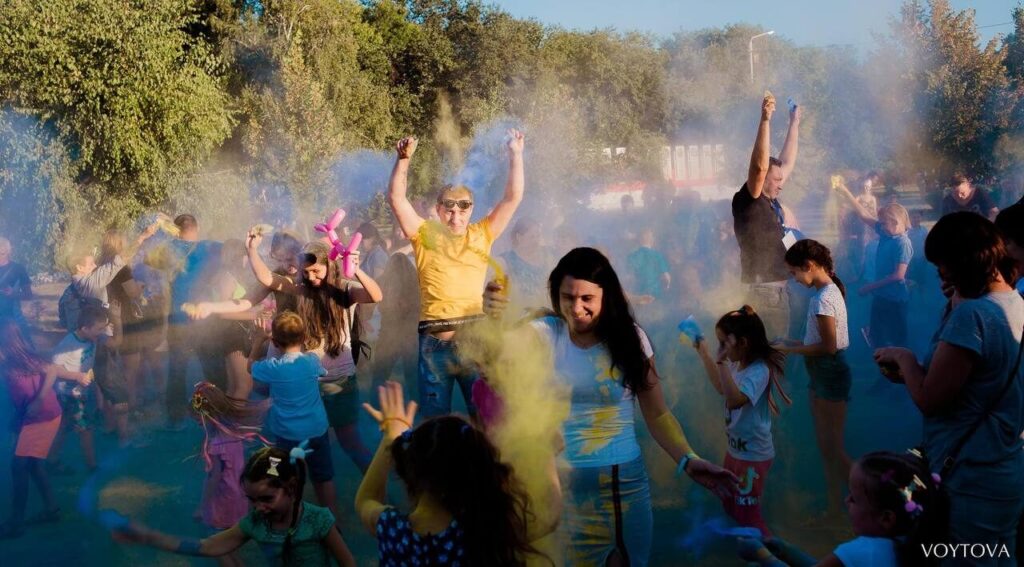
[15,415,62,459]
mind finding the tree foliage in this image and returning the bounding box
[1,0,1023,270]
[0,0,234,221]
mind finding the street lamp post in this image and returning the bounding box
[749,30,775,84]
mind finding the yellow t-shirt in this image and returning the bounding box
[410,219,494,322]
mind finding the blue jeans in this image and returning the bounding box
[417,334,479,419]
[563,456,653,566]
[943,456,1024,566]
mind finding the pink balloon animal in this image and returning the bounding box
[314,208,362,278]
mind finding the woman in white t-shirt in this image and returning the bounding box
[492,247,737,566]
[695,305,791,538]
[779,239,852,523]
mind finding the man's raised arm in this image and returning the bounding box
[746,94,775,200]
[484,129,525,239]
[388,137,426,239]
[777,104,801,182]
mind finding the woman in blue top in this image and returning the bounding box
[876,212,1024,564]
[490,247,737,566]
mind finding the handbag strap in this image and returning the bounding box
[940,324,1024,477]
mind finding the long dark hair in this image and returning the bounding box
[0,317,44,374]
[858,450,948,566]
[926,212,1016,298]
[547,247,650,393]
[296,241,352,357]
[241,446,307,563]
[715,306,791,415]
[784,239,846,298]
[392,416,544,566]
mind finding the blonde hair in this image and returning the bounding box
[436,184,474,203]
[99,230,127,265]
[0,237,11,254]
[878,203,910,235]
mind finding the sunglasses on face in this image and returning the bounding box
[439,199,473,211]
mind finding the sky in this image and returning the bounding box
[491,1,1020,49]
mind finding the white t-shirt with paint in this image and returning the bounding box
[531,316,653,468]
[803,283,850,350]
[724,360,774,461]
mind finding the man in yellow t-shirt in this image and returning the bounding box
[387,130,525,418]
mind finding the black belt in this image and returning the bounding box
[417,314,486,334]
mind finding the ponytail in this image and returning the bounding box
[716,306,792,416]
[283,456,305,563]
[827,269,847,299]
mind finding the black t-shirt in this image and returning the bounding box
[941,189,995,217]
[732,183,788,284]
[0,262,31,318]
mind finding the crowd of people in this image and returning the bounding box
[1,92,1024,566]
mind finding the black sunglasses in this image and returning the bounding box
[439,199,473,211]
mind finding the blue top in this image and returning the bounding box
[871,224,912,302]
[377,507,466,566]
[626,247,671,299]
[168,239,221,325]
[252,352,329,441]
[923,291,1024,498]
[239,502,336,566]
[531,316,653,467]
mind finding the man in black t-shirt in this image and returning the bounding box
[731,92,801,337]
[941,172,998,220]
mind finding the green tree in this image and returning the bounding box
[880,0,1013,178]
[0,110,81,272]
[0,0,234,223]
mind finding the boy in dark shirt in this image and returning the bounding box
[941,172,998,220]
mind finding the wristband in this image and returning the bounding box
[675,451,699,478]
[176,538,203,556]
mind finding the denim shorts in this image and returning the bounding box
[320,375,360,428]
[805,351,852,402]
[275,431,333,483]
[56,381,97,431]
